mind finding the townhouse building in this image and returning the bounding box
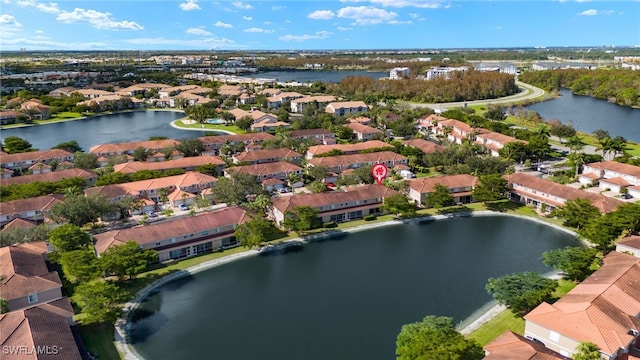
[290,95,336,113]
[0,168,98,187]
[198,133,276,155]
[325,101,369,116]
[0,110,21,125]
[306,140,393,159]
[0,194,64,227]
[94,207,250,261]
[89,139,181,158]
[270,184,397,225]
[344,123,384,141]
[289,128,336,145]
[616,235,640,258]
[307,151,408,174]
[407,174,478,207]
[1,149,75,171]
[113,155,225,174]
[232,148,302,165]
[402,139,445,155]
[225,161,304,184]
[475,131,528,157]
[579,161,640,194]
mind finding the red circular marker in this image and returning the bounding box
[371,164,388,185]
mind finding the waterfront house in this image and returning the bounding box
[89,139,181,158]
[94,207,251,261]
[474,131,528,157]
[579,161,640,193]
[484,331,568,359]
[407,174,478,207]
[344,123,383,141]
[20,99,51,120]
[523,251,640,359]
[307,151,408,174]
[198,133,276,155]
[616,235,640,258]
[325,101,369,116]
[0,168,98,187]
[305,140,393,159]
[0,194,64,227]
[0,110,21,125]
[265,91,304,108]
[1,149,75,171]
[270,184,397,225]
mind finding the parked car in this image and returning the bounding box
[145,211,158,218]
[278,187,290,193]
[178,203,189,211]
[621,193,633,199]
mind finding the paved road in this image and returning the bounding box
[405,81,546,111]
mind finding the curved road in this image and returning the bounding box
[406,81,546,110]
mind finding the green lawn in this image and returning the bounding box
[468,310,525,346]
[78,323,121,360]
[173,119,244,134]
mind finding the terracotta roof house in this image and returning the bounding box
[48,86,78,97]
[0,299,83,359]
[250,117,290,133]
[289,128,336,145]
[217,84,245,97]
[306,140,393,159]
[2,167,14,178]
[27,162,52,175]
[524,252,640,359]
[225,161,304,183]
[265,91,304,108]
[348,116,372,125]
[402,139,445,154]
[198,133,276,155]
[344,123,383,141]
[0,168,98,187]
[580,161,640,193]
[20,99,51,120]
[116,83,169,96]
[484,331,568,360]
[617,236,640,258]
[113,155,225,174]
[237,93,255,105]
[325,101,369,116]
[0,244,63,311]
[0,218,38,232]
[1,149,75,171]
[227,108,289,132]
[290,95,336,113]
[158,84,202,98]
[270,184,397,225]
[307,151,408,174]
[504,172,623,214]
[475,131,528,157]
[94,207,251,261]
[0,110,21,125]
[407,174,478,206]
[0,194,64,227]
[232,148,302,165]
[71,88,113,99]
[89,139,180,158]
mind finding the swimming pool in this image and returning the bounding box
[206,118,226,124]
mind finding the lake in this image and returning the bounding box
[527,89,640,142]
[129,215,580,360]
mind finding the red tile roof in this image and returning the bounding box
[587,161,640,178]
[308,151,408,170]
[307,140,393,156]
[402,139,445,154]
[198,133,276,146]
[0,245,61,302]
[344,122,382,135]
[89,139,180,156]
[1,149,74,166]
[225,161,303,178]
[484,331,568,359]
[0,168,97,186]
[408,174,478,193]
[618,236,640,249]
[113,155,225,174]
[233,148,301,163]
[1,194,64,218]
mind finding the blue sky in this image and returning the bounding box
[1,0,638,51]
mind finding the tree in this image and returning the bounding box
[573,342,602,360]
[308,180,327,193]
[132,146,152,161]
[236,116,254,131]
[212,172,266,205]
[175,138,204,157]
[499,141,527,162]
[472,174,507,203]
[48,224,92,252]
[3,136,35,153]
[72,280,129,324]
[0,224,50,247]
[48,194,118,227]
[396,315,484,360]
[307,165,330,181]
[235,218,274,248]
[0,298,7,314]
[334,125,354,141]
[52,140,82,153]
[381,193,416,218]
[551,198,601,229]
[100,241,158,280]
[73,152,99,170]
[591,129,610,141]
[549,123,576,143]
[283,206,320,234]
[486,272,557,317]
[542,246,600,282]
[58,249,102,283]
[353,164,375,184]
[425,184,454,208]
[247,194,271,214]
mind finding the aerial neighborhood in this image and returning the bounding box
[1,49,640,360]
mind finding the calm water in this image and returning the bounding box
[246,70,388,83]
[130,216,580,360]
[528,89,640,142]
[0,111,215,151]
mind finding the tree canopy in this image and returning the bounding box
[382,193,417,218]
[2,136,36,153]
[486,272,558,317]
[396,315,484,360]
[425,184,454,208]
[551,198,601,230]
[283,206,320,234]
[472,174,507,203]
[541,246,600,282]
[48,224,92,252]
[72,280,129,324]
[100,241,158,280]
[235,218,275,248]
[48,194,117,227]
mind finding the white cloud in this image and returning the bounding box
[186,27,212,36]
[387,19,411,24]
[56,8,144,30]
[244,27,274,33]
[279,30,331,42]
[308,10,335,20]
[337,6,397,25]
[341,0,443,8]
[243,16,252,21]
[337,26,352,31]
[16,0,60,13]
[0,14,22,27]
[215,21,233,28]
[578,9,598,16]
[124,36,237,49]
[271,5,284,10]
[179,0,200,11]
[232,1,253,10]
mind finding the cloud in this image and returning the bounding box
[578,9,598,16]
[56,8,144,30]
[179,0,200,11]
[308,10,335,20]
[124,36,237,49]
[16,0,60,13]
[337,26,353,31]
[0,14,22,27]
[244,27,274,33]
[243,16,252,21]
[387,20,411,24]
[341,0,444,8]
[186,27,212,36]
[337,6,398,25]
[279,30,331,42]
[215,21,233,28]
[232,1,253,10]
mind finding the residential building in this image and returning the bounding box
[325,101,369,116]
[232,148,302,165]
[48,86,78,97]
[1,149,74,171]
[198,133,276,155]
[20,99,51,120]
[116,83,169,97]
[94,207,251,261]
[579,161,640,193]
[217,84,246,97]
[524,252,640,359]
[89,139,180,158]
[265,91,304,108]
[227,108,289,132]
[270,184,397,225]
[71,88,113,99]
[290,95,336,113]
[113,155,225,174]
[505,172,623,214]
[0,168,98,187]
[475,131,528,157]
[307,151,408,174]
[158,85,203,98]
[289,128,336,145]
[425,66,469,80]
[348,116,372,125]
[407,174,478,206]
[0,244,63,311]
[402,139,445,154]
[0,110,21,125]
[306,140,393,159]
[344,123,383,141]
[389,67,410,80]
[1,194,64,227]
[616,236,640,258]
[225,161,304,183]
[484,331,568,359]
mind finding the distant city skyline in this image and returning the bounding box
[0,0,638,51]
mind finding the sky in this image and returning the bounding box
[0,0,639,51]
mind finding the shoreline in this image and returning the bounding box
[169,119,237,135]
[115,210,579,360]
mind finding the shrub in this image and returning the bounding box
[364,215,377,221]
[323,221,338,228]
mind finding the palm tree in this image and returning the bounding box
[610,136,627,159]
[287,172,301,189]
[599,137,614,160]
[534,124,550,139]
[566,135,585,154]
[249,194,271,214]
